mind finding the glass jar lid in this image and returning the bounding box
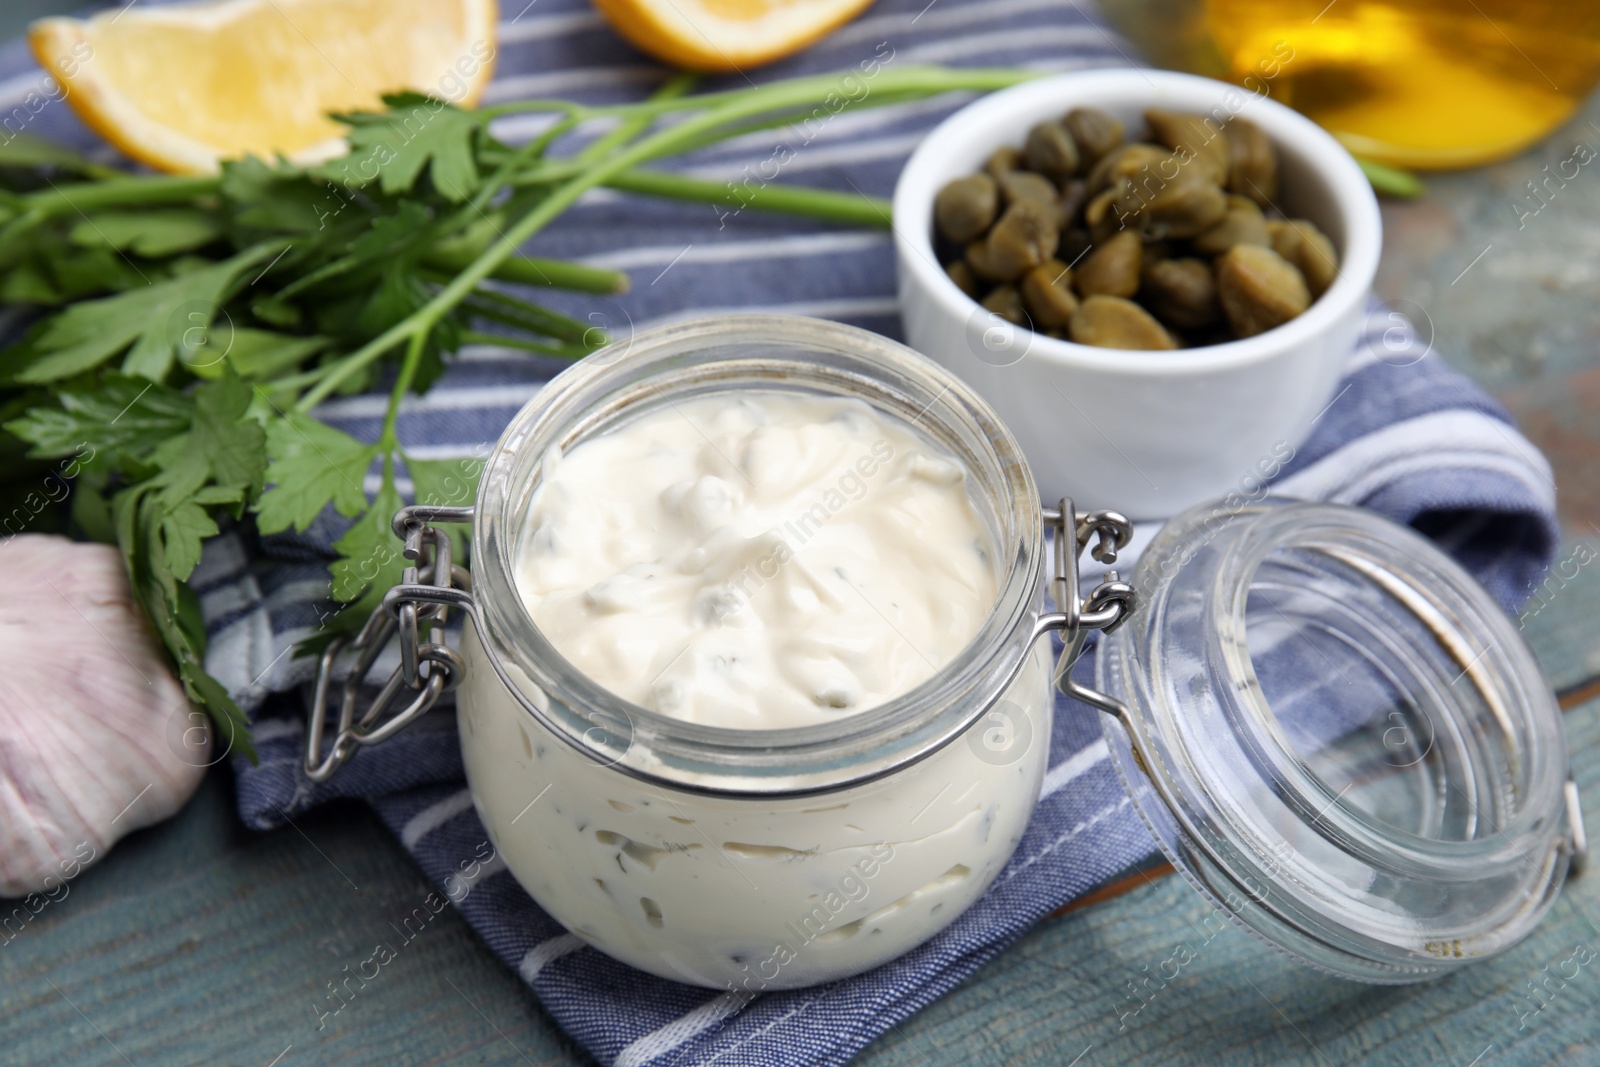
[1092,499,1580,982]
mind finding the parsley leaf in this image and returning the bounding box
[257,412,378,534]
[222,156,347,234]
[178,659,254,763]
[16,244,278,383]
[331,93,483,201]
[186,328,329,381]
[146,436,212,500]
[274,201,433,303]
[189,369,268,495]
[160,498,219,581]
[5,373,190,462]
[328,473,405,621]
[406,452,483,563]
[406,454,482,512]
[70,209,224,257]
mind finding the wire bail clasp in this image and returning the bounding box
[303,505,477,783]
[1035,498,1137,713]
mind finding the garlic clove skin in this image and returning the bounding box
[0,534,207,897]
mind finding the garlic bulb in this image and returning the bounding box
[0,534,208,896]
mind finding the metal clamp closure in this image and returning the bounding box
[304,505,476,782]
[1036,499,1137,708]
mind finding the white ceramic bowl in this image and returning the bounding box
[893,69,1382,520]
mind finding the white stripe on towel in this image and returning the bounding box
[496,9,607,43]
[1039,739,1111,801]
[486,111,569,144]
[315,381,546,421]
[615,991,755,1067]
[828,0,1096,49]
[679,94,976,162]
[0,70,53,111]
[518,933,588,982]
[1275,410,1556,510]
[444,852,508,900]
[400,788,475,850]
[900,24,1117,65]
[636,295,900,332]
[682,131,928,180]
[581,231,889,271]
[252,717,305,745]
[483,65,664,104]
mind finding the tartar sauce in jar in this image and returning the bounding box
[513,393,997,728]
[457,365,1055,991]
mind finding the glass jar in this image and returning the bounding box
[305,315,1583,991]
[306,315,1133,990]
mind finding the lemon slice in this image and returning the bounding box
[29,0,498,174]
[592,0,876,72]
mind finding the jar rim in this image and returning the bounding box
[469,314,1048,795]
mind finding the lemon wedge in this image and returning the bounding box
[29,0,498,174]
[592,0,876,72]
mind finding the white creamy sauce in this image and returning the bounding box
[513,392,997,727]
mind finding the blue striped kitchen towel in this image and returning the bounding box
[4,0,1561,1064]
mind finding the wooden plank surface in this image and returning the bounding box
[4,5,1600,1065]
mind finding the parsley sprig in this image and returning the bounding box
[0,65,1031,758]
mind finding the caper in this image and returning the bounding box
[1070,295,1177,350]
[1020,259,1079,328]
[1024,120,1081,181]
[1058,178,1089,226]
[1083,183,1128,244]
[1144,109,1230,185]
[975,199,1059,281]
[1191,195,1270,255]
[984,144,1023,180]
[1264,219,1339,297]
[1287,219,1338,298]
[1215,244,1310,337]
[1076,229,1142,298]
[1087,142,1170,194]
[948,102,1315,346]
[946,260,981,298]
[999,170,1062,215]
[1140,257,1220,331]
[1225,118,1278,206]
[1120,168,1228,239]
[1058,227,1093,268]
[981,284,1029,326]
[965,238,1007,282]
[934,173,999,244]
[1063,107,1124,166]
[1266,218,1301,261]
[1141,239,1175,264]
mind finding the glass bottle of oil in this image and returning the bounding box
[1104,0,1600,168]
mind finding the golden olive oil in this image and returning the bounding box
[1204,0,1600,167]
